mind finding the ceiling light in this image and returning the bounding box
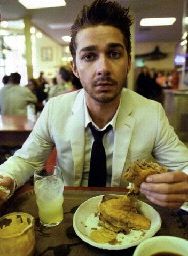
[30,27,36,34]
[48,23,72,29]
[62,36,71,43]
[36,32,43,38]
[140,17,176,26]
[18,0,66,9]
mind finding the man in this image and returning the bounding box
[0,0,188,209]
[0,72,37,116]
[48,66,73,98]
[2,75,10,86]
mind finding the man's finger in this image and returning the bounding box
[146,195,183,208]
[140,181,188,194]
[146,171,188,183]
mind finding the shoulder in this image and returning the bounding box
[121,88,163,117]
[45,89,83,113]
[49,89,82,103]
[122,88,160,106]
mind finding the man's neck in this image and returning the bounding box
[86,100,120,129]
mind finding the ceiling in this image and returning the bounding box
[0,0,186,46]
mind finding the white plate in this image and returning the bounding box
[73,195,161,250]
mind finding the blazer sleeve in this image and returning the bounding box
[153,103,188,172]
[0,99,54,188]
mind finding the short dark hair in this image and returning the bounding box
[59,66,72,82]
[2,75,10,85]
[69,0,132,62]
[10,72,21,84]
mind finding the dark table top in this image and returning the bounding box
[1,187,188,256]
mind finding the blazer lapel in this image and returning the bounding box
[111,90,135,186]
[69,90,85,186]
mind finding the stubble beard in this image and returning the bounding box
[84,81,125,104]
[89,89,122,103]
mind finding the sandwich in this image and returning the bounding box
[123,160,167,194]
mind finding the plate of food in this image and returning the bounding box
[73,194,161,250]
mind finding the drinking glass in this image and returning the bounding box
[34,167,64,227]
[0,212,35,256]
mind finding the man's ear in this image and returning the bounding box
[71,61,79,78]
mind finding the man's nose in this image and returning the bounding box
[96,56,111,76]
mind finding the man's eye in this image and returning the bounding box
[81,53,97,62]
[109,51,121,59]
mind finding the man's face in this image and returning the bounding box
[72,25,131,105]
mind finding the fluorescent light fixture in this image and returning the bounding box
[62,36,71,43]
[140,17,176,26]
[175,55,185,65]
[18,0,66,9]
[48,23,72,29]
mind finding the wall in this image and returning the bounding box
[135,42,176,70]
[33,33,70,81]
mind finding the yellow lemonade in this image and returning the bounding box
[34,173,64,227]
[36,195,64,226]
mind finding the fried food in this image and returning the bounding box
[90,227,117,243]
[98,195,151,234]
[123,160,167,194]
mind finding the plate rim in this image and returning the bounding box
[73,194,162,250]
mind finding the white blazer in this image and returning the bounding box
[0,89,188,188]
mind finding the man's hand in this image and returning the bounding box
[140,171,188,208]
[0,175,15,206]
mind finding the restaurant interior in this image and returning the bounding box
[0,0,188,149]
[0,1,188,256]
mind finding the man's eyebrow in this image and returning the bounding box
[79,46,97,53]
[79,43,124,53]
[107,43,124,49]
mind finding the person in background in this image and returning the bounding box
[0,0,187,209]
[52,77,58,86]
[168,68,179,90]
[155,71,168,88]
[35,72,48,111]
[136,66,163,103]
[48,66,73,98]
[0,72,37,116]
[27,78,38,95]
[37,71,48,87]
[2,75,10,86]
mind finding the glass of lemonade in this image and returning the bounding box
[34,167,64,227]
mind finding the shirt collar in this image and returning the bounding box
[84,92,121,131]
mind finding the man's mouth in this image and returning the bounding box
[96,82,113,86]
[95,83,114,91]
